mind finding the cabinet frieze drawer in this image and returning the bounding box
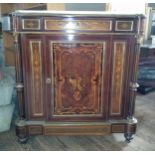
[44,19,112,31]
[22,19,41,30]
[115,21,134,31]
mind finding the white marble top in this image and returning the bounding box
[13,10,145,17]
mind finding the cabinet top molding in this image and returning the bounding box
[12,10,145,18]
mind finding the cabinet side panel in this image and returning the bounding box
[110,41,126,116]
[29,41,44,117]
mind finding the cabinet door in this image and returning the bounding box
[45,37,110,121]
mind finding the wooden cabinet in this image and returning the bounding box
[9,11,144,142]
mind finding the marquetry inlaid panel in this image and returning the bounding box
[45,20,112,31]
[44,124,111,135]
[110,41,126,115]
[29,41,43,116]
[115,21,133,31]
[22,19,40,30]
[111,124,125,133]
[28,125,43,135]
[51,43,104,116]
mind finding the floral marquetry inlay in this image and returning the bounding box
[45,20,112,31]
[22,19,40,30]
[115,21,133,31]
[110,41,126,115]
[51,42,105,116]
[30,41,43,116]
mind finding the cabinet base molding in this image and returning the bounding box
[15,118,137,143]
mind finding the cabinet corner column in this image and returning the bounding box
[128,16,143,118]
[14,32,25,120]
[125,16,144,142]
